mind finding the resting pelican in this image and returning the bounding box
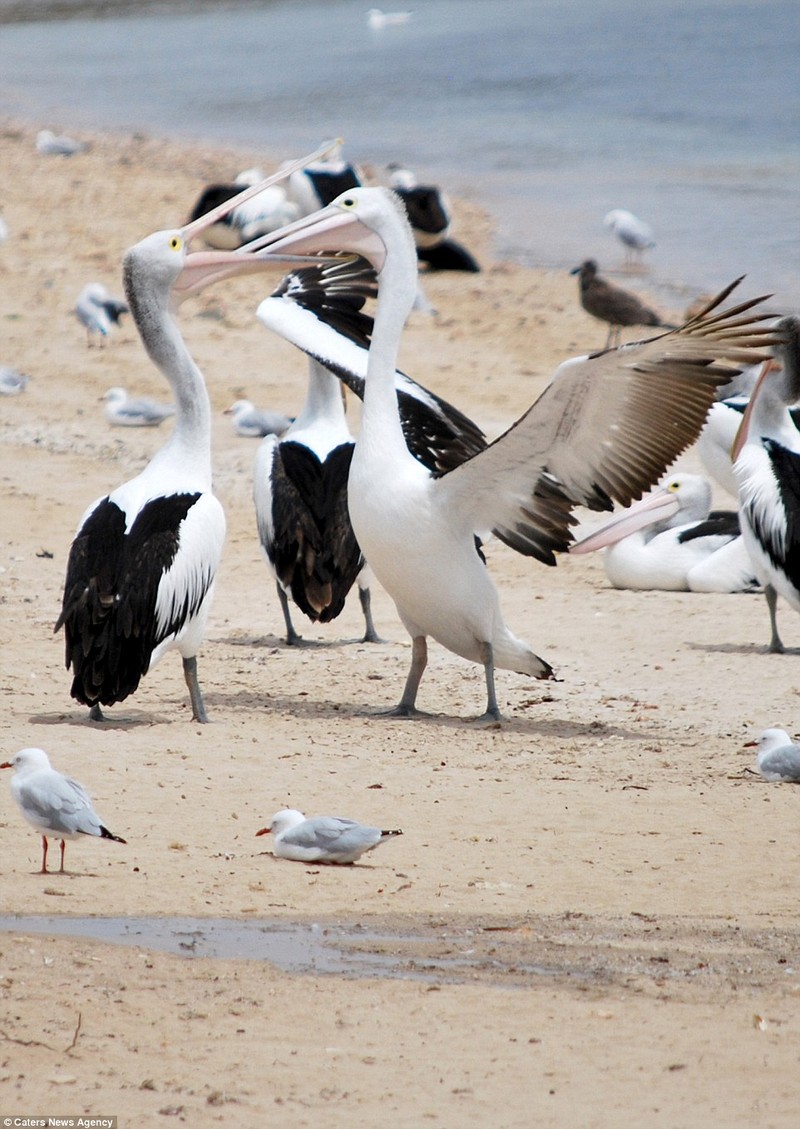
[55,145,335,722]
[570,473,757,593]
[732,318,800,652]
[241,186,777,720]
[253,257,487,643]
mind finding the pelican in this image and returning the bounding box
[284,143,362,216]
[75,282,129,345]
[224,399,293,438]
[253,257,487,644]
[571,259,672,348]
[54,144,336,722]
[603,209,656,265]
[732,318,800,653]
[103,386,175,428]
[187,180,299,250]
[240,186,777,720]
[387,163,480,272]
[570,473,757,593]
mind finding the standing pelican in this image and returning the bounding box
[732,319,800,652]
[253,257,487,644]
[241,187,777,720]
[55,145,335,722]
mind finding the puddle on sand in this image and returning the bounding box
[0,914,553,985]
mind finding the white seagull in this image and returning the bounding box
[570,473,757,593]
[224,399,293,438]
[36,129,88,157]
[745,728,800,782]
[603,208,656,265]
[104,386,176,428]
[253,256,487,644]
[367,8,413,30]
[732,319,800,653]
[240,186,777,720]
[256,808,402,864]
[0,365,29,395]
[75,282,129,345]
[0,747,126,874]
[54,144,335,722]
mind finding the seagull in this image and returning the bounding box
[570,473,757,593]
[224,399,293,438]
[256,809,402,864]
[732,318,800,653]
[603,209,656,265]
[0,366,29,395]
[367,8,413,29]
[0,210,8,245]
[36,129,88,156]
[744,729,800,782]
[571,259,673,347]
[54,143,336,722]
[103,386,176,428]
[239,186,777,721]
[75,282,129,345]
[386,163,480,272]
[0,747,126,874]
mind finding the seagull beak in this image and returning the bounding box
[743,740,757,748]
[0,760,12,769]
[569,487,681,553]
[255,827,272,837]
[243,205,388,274]
[731,358,778,462]
[172,138,345,297]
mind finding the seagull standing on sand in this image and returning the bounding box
[103,386,175,428]
[0,748,126,874]
[224,399,293,438]
[745,729,800,782]
[604,209,656,265]
[571,259,672,347]
[256,809,402,864]
[55,144,336,723]
[239,186,777,721]
[732,318,800,653]
[36,129,88,156]
[75,282,129,345]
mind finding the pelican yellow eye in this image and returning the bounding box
[668,481,679,492]
[340,197,356,209]
[169,235,183,252]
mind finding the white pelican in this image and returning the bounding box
[54,144,336,722]
[570,473,757,593]
[256,808,402,863]
[103,386,175,428]
[0,748,126,874]
[284,143,362,217]
[386,163,480,272]
[745,728,800,782]
[603,209,656,265]
[240,186,777,720]
[224,399,293,438]
[75,282,129,345]
[187,181,299,250]
[571,259,673,348]
[732,318,800,652]
[253,257,486,644]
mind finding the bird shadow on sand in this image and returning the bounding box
[217,632,384,652]
[686,641,800,657]
[28,708,179,729]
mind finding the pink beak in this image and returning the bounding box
[570,487,682,554]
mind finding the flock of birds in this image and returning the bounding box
[3,139,800,875]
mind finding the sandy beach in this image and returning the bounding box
[1,122,799,1126]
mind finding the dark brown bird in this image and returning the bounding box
[571,259,672,348]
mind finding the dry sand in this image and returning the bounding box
[0,123,799,1127]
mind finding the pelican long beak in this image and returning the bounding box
[172,138,344,297]
[731,358,778,462]
[569,488,681,554]
[242,204,388,273]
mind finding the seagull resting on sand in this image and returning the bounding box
[256,809,402,863]
[745,729,800,782]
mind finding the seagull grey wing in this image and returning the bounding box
[763,748,800,781]
[435,281,779,565]
[19,774,97,835]
[286,816,361,849]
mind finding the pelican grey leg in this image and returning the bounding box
[183,655,209,723]
[384,635,427,717]
[765,584,785,653]
[88,703,105,722]
[276,584,302,645]
[358,585,383,643]
[477,641,503,723]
